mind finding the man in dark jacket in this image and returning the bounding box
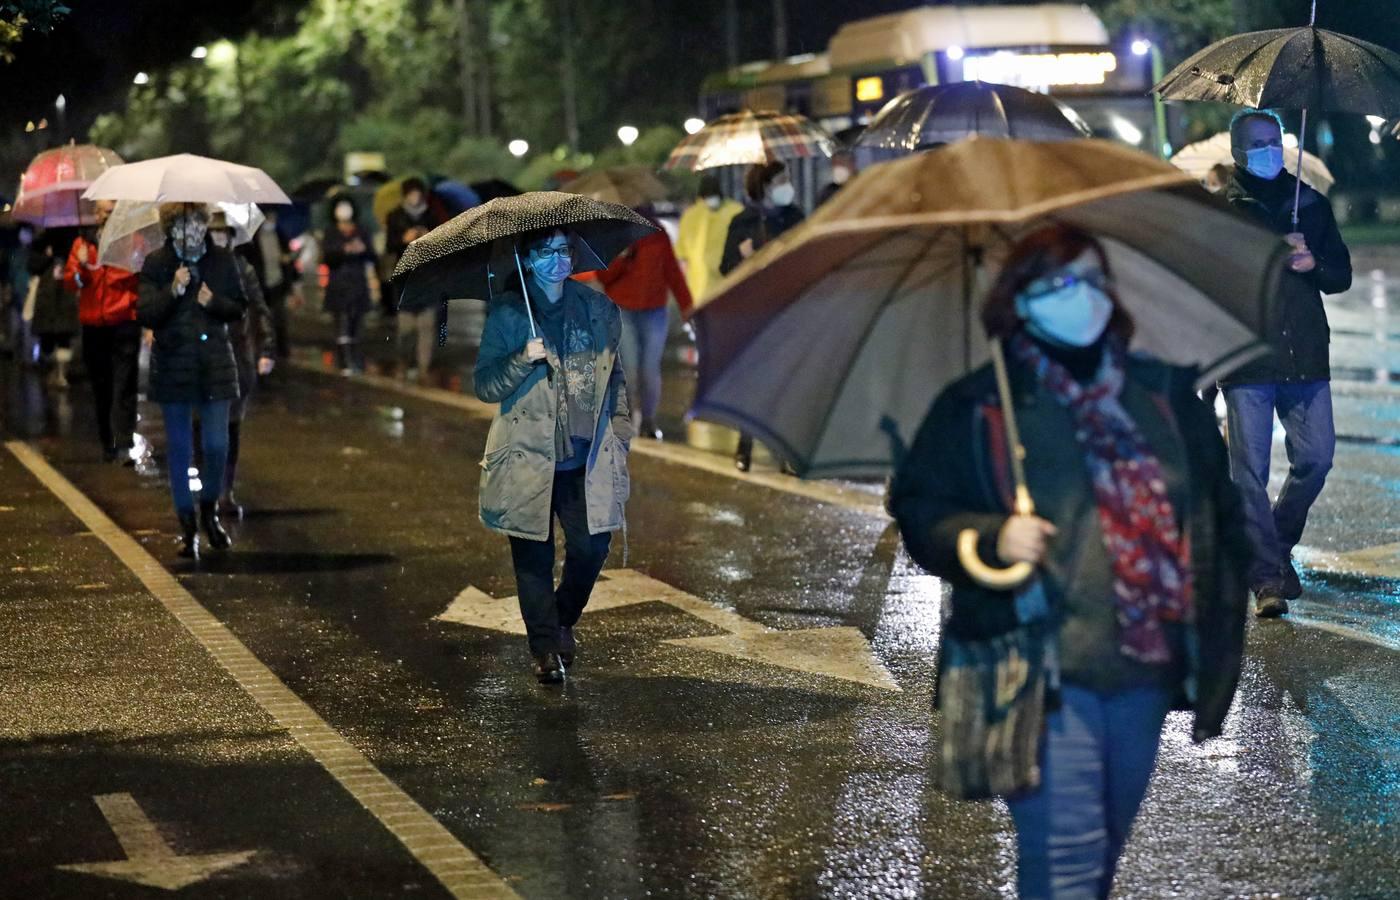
[1222,109,1352,618]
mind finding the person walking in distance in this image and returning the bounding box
[1220,109,1352,618]
[322,195,376,376]
[675,174,742,303]
[63,199,141,462]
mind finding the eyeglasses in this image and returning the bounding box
[1022,268,1110,303]
[532,244,574,260]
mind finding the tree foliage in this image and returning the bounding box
[0,0,68,62]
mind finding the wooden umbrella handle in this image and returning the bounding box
[955,485,1037,590]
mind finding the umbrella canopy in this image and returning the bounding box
[1170,132,1335,194]
[856,82,1091,154]
[431,179,481,215]
[664,110,836,171]
[13,144,124,227]
[1154,26,1400,116]
[83,153,290,205]
[97,200,264,272]
[392,191,657,311]
[691,139,1287,479]
[560,166,669,208]
[470,179,523,203]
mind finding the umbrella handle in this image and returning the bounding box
[956,486,1037,590]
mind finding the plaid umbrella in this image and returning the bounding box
[664,110,835,171]
[13,144,124,227]
[856,82,1090,155]
[392,191,656,327]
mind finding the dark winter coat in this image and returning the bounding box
[28,251,79,338]
[890,352,1251,743]
[137,242,247,405]
[321,226,376,315]
[1222,168,1352,385]
[718,203,804,276]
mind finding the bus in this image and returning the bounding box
[700,4,1164,166]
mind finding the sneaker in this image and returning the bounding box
[1254,593,1290,619]
[639,419,663,441]
[1279,560,1303,600]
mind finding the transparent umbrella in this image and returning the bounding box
[98,200,265,272]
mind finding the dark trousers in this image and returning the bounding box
[161,400,231,516]
[82,322,141,453]
[336,310,365,372]
[223,420,243,497]
[508,468,612,655]
[1224,380,1335,592]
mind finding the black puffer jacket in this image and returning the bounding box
[890,353,1250,743]
[1222,168,1352,385]
[138,242,247,404]
[719,203,804,276]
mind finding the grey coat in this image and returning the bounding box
[473,280,633,541]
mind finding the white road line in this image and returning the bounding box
[290,359,887,516]
[6,441,518,900]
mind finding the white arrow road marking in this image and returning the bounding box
[56,793,256,891]
[435,569,899,691]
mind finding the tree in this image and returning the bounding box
[0,0,67,63]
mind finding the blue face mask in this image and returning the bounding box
[530,249,573,285]
[1019,280,1114,348]
[1244,145,1285,180]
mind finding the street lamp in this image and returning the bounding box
[684,117,705,135]
[54,94,66,112]
[1132,38,1169,158]
[617,125,639,147]
[508,139,530,158]
[1131,39,1152,57]
[191,45,208,59]
[946,45,965,61]
[133,71,149,85]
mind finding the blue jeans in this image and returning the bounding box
[618,306,668,422]
[161,400,231,515]
[1224,381,1334,592]
[1007,685,1172,900]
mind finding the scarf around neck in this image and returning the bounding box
[1009,333,1193,664]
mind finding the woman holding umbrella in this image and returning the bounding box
[473,225,633,685]
[137,204,248,559]
[890,225,1249,900]
[322,194,376,375]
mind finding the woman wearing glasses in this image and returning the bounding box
[473,226,633,685]
[890,225,1249,899]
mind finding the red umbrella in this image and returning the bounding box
[13,144,124,227]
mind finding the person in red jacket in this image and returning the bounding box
[63,199,142,463]
[596,216,693,440]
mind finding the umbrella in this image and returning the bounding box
[1154,7,1400,223]
[855,82,1091,155]
[470,179,523,203]
[97,200,265,272]
[664,110,836,171]
[13,144,124,227]
[690,138,1287,480]
[1170,132,1335,194]
[559,166,669,208]
[392,191,656,332]
[430,179,481,215]
[83,153,290,205]
[291,176,343,202]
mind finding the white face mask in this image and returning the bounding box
[334,203,355,223]
[704,196,722,211]
[769,183,796,207]
[1020,281,1114,348]
[1244,145,1285,180]
[831,166,852,185]
[211,230,230,249]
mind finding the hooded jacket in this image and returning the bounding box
[1221,168,1352,385]
[63,236,140,327]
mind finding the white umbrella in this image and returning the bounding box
[82,153,290,205]
[1170,132,1336,195]
[98,200,266,272]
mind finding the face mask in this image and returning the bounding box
[334,203,355,223]
[1020,281,1114,348]
[831,166,852,185]
[704,196,722,211]
[530,250,573,285]
[211,230,230,249]
[170,216,208,262]
[769,183,796,207]
[1243,145,1285,180]
[403,196,428,217]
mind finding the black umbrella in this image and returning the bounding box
[391,191,656,335]
[856,81,1091,156]
[470,179,523,203]
[1155,5,1400,224]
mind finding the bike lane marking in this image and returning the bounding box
[6,440,518,900]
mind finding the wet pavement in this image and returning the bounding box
[1,255,1399,898]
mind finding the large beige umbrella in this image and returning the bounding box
[83,153,289,205]
[559,166,668,208]
[1170,132,1335,194]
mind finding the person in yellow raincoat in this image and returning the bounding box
[675,174,742,302]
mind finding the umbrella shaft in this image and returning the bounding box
[990,338,1034,515]
[1293,108,1308,229]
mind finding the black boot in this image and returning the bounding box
[532,652,566,685]
[734,434,753,472]
[200,500,232,551]
[177,510,200,559]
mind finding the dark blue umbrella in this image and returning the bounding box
[430,179,481,215]
[855,82,1090,156]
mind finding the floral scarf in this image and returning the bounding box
[1009,334,1193,664]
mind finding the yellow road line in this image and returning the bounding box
[5,440,518,900]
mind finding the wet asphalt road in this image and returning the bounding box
[2,265,1399,898]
